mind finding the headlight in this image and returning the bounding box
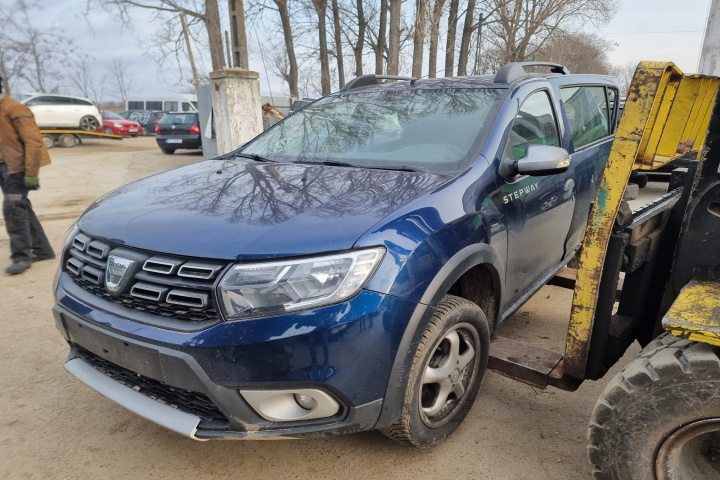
[218,247,385,321]
[113,122,123,128]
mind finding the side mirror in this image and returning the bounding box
[515,145,570,176]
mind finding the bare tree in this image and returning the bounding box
[68,58,107,103]
[271,0,300,97]
[387,0,402,75]
[376,0,388,74]
[330,0,346,86]
[488,0,617,64]
[109,58,135,101]
[444,0,459,76]
[353,0,368,76]
[411,0,426,77]
[93,0,227,71]
[0,1,71,93]
[427,0,445,78]
[609,61,636,96]
[311,0,332,94]
[535,32,614,74]
[456,0,477,76]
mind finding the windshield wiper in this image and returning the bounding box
[234,152,277,163]
[296,160,358,168]
[367,165,422,172]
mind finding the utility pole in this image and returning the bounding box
[180,13,201,88]
[699,0,720,75]
[228,0,250,69]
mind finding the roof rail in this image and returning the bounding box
[339,74,417,92]
[493,62,570,84]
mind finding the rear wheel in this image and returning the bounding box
[382,295,489,447]
[42,134,54,149]
[79,115,99,131]
[57,134,77,148]
[588,333,720,479]
[162,148,175,155]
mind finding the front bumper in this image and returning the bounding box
[54,272,418,439]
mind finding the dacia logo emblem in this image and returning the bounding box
[106,255,135,292]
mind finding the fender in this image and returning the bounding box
[373,243,504,428]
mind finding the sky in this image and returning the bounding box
[4,0,714,99]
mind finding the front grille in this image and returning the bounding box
[76,346,230,427]
[65,232,227,322]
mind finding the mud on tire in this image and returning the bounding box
[382,295,490,447]
[588,333,720,480]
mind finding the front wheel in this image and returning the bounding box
[162,148,175,155]
[588,333,720,479]
[382,295,489,447]
[79,115,99,131]
[103,127,113,135]
[141,126,148,136]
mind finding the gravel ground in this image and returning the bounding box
[0,137,659,479]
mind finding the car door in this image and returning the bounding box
[498,89,575,304]
[25,96,57,126]
[54,96,79,126]
[557,85,617,252]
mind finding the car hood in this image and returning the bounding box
[79,159,449,260]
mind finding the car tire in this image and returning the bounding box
[79,116,100,132]
[141,126,148,136]
[382,295,489,447]
[57,134,78,148]
[42,134,54,149]
[588,333,720,480]
[162,148,175,155]
[103,127,113,135]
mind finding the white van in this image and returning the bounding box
[125,94,198,112]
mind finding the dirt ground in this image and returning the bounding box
[0,137,655,479]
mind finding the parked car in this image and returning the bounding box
[119,110,166,136]
[99,111,142,136]
[21,93,102,131]
[54,62,620,446]
[154,111,202,154]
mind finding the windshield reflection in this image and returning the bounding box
[242,89,502,174]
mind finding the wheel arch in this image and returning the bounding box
[374,243,504,429]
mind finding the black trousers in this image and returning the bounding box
[0,162,54,263]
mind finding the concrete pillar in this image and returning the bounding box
[209,68,262,154]
[699,0,720,75]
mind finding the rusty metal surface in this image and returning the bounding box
[488,335,562,389]
[662,281,720,347]
[563,62,720,379]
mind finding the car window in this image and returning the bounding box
[560,86,610,149]
[241,89,504,174]
[507,90,559,161]
[128,101,144,110]
[26,96,61,106]
[182,102,192,111]
[164,101,179,111]
[102,111,123,120]
[159,113,197,125]
[147,101,163,110]
[73,98,93,106]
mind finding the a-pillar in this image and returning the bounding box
[209,68,262,154]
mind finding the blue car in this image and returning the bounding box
[54,62,620,446]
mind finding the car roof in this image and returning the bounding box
[25,93,94,101]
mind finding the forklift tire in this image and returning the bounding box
[588,333,720,480]
[381,295,489,447]
[162,148,175,155]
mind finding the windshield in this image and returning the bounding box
[102,111,123,120]
[241,88,504,174]
[159,113,194,125]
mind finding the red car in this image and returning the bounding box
[99,111,142,136]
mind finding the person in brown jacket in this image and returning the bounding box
[0,75,54,274]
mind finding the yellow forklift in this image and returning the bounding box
[486,61,720,479]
